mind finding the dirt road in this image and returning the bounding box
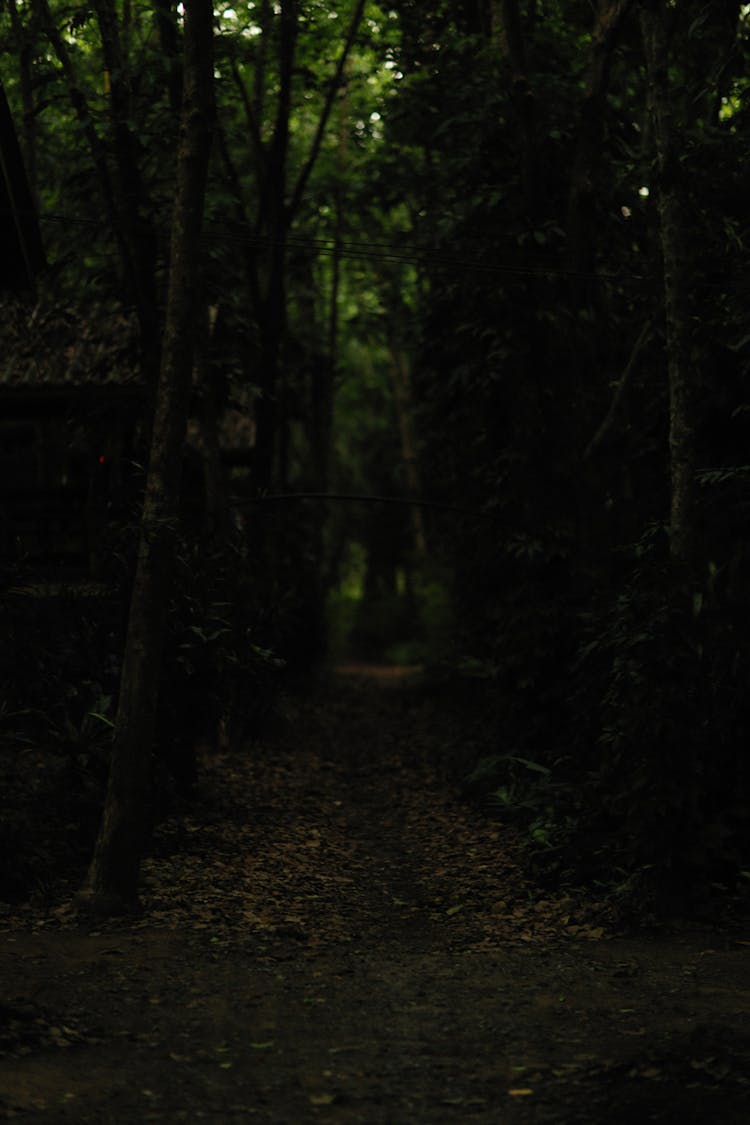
[1,671,749,1122]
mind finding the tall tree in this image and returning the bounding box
[567,1,635,281]
[5,0,37,207]
[0,77,45,290]
[79,0,215,914]
[93,0,160,372]
[641,0,696,566]
[220,0,366,492]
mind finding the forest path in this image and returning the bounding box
[1,669,750,1123]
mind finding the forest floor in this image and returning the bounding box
[1,666,749,1124]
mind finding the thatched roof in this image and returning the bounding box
[0,297,143,390]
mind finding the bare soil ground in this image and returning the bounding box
[1,668,749,1123]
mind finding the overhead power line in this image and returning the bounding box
[230,491,496,519]
[37,210,747,291]
[38,210,650,284]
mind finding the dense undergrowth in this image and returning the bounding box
[0,525,287,905]
[4,517,749,922]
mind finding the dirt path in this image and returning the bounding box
[1,670,749,1123]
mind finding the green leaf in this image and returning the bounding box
[87,711,114,728]
[511,756,551,776]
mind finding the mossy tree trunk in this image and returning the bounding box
[79,0,214,914]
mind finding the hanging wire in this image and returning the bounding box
[36,210,747,291]
[230,490,496,519]
[37,209,650,284]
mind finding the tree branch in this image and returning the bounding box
[287,0,366,222]
[33,0,129,277]
[584,319,652,459]
[229,54,266,196]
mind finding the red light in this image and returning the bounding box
[98,455,106,464]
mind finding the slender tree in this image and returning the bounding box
[79,0,215,914]
[221,0,366,491]
[6,0,37,207]
[567,0,635,281]
[94,0,160,373]
[641,0,696,566]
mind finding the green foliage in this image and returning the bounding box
[0,589,120,899]
[159,528,286,784]
[327,544,454,666]
[465,752,574,853]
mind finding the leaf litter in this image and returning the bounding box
[1,669,749,1122]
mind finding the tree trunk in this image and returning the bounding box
[153,0,183,115]
[79,0,214,914]
[567,1,634,281]
[0,79,45,291]
[94,0,161,381]
[641,2,696,566]
[218,0,363,494]
[388,346,426,555]
[7,0,38,208]
[495,0,538,208]
[195,304,228,539]
[35,0,158,373]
